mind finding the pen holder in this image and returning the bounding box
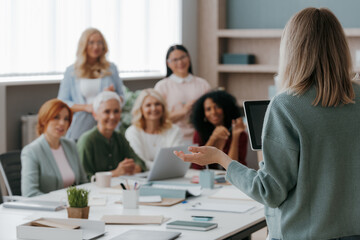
[199,170,214,189]
[122,190,139,209]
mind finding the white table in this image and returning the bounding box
[0,170,266,240]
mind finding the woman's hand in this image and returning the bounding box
[232,117,246,136]
[84,104,93,113]
[104,84,115,92]
[111,158,136,177]
[174,146,232,169]
[210,126,230,141]
[183,99,195,114]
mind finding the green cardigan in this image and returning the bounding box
[21,135,88,197]
[226,84,360,239]
[77,127,146,178]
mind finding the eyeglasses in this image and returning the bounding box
[167,55,188,64]
[88,40,104,46]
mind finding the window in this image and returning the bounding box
[0,0,181,76]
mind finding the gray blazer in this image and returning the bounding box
[21,135,88,197]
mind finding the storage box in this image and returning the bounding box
[222,53,255,64]
[17,217,105,240]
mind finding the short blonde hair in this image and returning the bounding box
[131,89,172,132]
[74,28,111,79]
[278,8,354,107]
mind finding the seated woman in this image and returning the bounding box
[77,91,146,177]
[190,90,248,169]
[21,99,88,197]
[125,89,185,169]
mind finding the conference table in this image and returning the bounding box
[0,170,266,240]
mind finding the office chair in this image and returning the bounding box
[0,184,3,204]
[0,150,22,196]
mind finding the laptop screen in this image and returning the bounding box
[243,100,270,150]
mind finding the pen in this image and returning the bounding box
[134,182,137,190]
[120,183,127,190]
[191,215,213,219]
[125,179,130,190]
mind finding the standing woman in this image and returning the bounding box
[175,8,360,239]
[190,90,248,169]
[21,99,87,197]
[154,45,211,143]
[125,89,185,169]
[58,28,124,141]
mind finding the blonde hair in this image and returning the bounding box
[74,28,111,79]
[131,89,172,132]
[278,8,354,107]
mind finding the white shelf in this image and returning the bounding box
[217,28,360,38]
[217,29,282,38]
[217,64,278,73]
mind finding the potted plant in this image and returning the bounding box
[66,186,90,219]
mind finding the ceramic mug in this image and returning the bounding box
[91,171,112,187]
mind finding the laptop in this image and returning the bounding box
[243,100,270,151]
[134,145,192,182]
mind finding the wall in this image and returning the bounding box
[182,0,198,74]
[227,0,360,29]
[1,1,199,153]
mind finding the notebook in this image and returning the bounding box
[3,200,66,211]
[243,100,270,150]
[133,145,192,181]
[110,230,181,240]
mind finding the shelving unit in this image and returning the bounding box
[197,0,360,104]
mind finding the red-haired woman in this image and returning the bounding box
[21,99,87,197]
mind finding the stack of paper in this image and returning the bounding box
[188,203,255,213]
[101,215,165,225]
[209,188,253,201]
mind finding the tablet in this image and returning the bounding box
[243,100,270,151]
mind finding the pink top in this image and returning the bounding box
[155,74,211,141]
[51,145,76,188]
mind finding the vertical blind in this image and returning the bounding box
[0,0,181,76]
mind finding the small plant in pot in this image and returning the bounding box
[66,186,90,219]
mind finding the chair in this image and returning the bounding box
[0,151,22,196]
[0,184,3,204]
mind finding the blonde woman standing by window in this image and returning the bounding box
[58,28,124,141]
[125,89,184,170]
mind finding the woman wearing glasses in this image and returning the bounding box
[58,28,125,141]
[154,45,211,143]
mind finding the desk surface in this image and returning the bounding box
[0,170,265,240]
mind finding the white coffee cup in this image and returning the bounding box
[91,171,112,188]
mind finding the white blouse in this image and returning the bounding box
[51,145,75,188]
[79,78,101,104]
[125,125,185,170]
